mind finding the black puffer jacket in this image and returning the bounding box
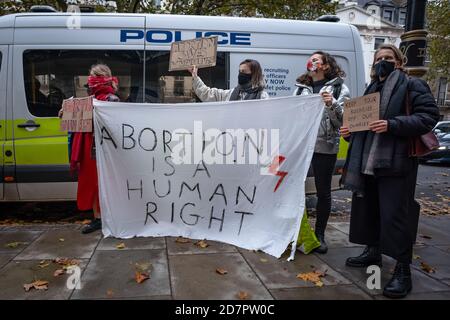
[387,77,439,137]
[372,75,439,175]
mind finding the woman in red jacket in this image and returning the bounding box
[71,64,120,234]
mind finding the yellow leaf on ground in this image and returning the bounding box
[53,269,65,277]
[24,280,49,292]
[38,261,50,269]
[53,257,80,266]
[420,262,436,273]
[195,240,209,248]
[216,268,228,275]
[116,243,126,250]
[237,291,250,300]
[260,258,268,263]
[135,262,152,272]
[175,237,191,244]
[106,289,114,298]
[297,270,327,287]
[135,271,150,284]
[59,238,65,242]
[413,254,421,260]
[5,242,25,248]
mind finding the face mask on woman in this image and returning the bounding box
[307,59,322,72]
[238,72,252,85]
[374,60,396,78]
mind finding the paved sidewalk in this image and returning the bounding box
[0,216,449,300]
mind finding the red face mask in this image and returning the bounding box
[307,59,322,72]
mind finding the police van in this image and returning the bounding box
[0,12,365,201]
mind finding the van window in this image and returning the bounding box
[145,51,229,103]
[23,50,145,117]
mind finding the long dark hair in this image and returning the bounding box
[240,59,265,90]
[296,51,346,86]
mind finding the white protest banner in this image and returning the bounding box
[169,37,218,71]
[343,92,380,132]
[60,96,93,132]
[93,95,323,258]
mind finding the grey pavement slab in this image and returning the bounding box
[0,231,43,254]
[97,236,165,251]
[325,226,363,249]
[166,237,237,255]
[416,220,450,246]
[71,249,170,299]
[0,253,16,269]
[14,229,101,260]
[328,222,350,235]
[411,246,450,281]
[270,284,373,300]
[2,224,81,232]
[0,259,88,300]
[316,246,450,296]
[239,249,351,290]
[169,252,273,300]
[435,245,450,254]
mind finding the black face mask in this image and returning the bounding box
[238,72,252,85]
[374,60,395,78]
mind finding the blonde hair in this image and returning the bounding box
[370,44,406,81]
[89,63,118,91]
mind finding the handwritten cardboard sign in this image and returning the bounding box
[343,92,380,132]
[169,36,218,71]
[60,96,93,132]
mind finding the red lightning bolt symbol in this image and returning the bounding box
[268,155,288,192]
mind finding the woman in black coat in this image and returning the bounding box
[339,44,439,299]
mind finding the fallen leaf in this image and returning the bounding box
[59,238,65,242]
[420,262,436,273]
[419,234,432,240]
[38,260,50,269]
[135,271,150,284]
[175,237,191,244]
[53,269,65,277]
[237,291,250,300]
[195,240,209,248]
[297,270,327,286]
[216,268,228,275]
[135,262,152,272]
[413,254,421,260]
[106,289,114,298]
[116,243,126,250]
[24,280,49,292]
[81,219,91,225]
[260,258,268,263]
[53,257,80,266]
[5,242,26,248]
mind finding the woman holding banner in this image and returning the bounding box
[188,59,269,101]
[340,44,439,298]
[293,51,350,254]
[71,64,120,234]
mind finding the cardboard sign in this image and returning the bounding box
[343,92,380,132]
[169,36,218,71]
[60,96,94,132]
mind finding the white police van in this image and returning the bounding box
[0,12,365,201]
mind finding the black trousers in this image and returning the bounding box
[311,152,337,236]
[349,160,420,264]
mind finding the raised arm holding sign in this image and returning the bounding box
[169,36,218,71]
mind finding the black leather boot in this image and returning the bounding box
[314,232,328,254]
[345,245,382,267]
[383,262,412,299]
[81,218,102,234]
